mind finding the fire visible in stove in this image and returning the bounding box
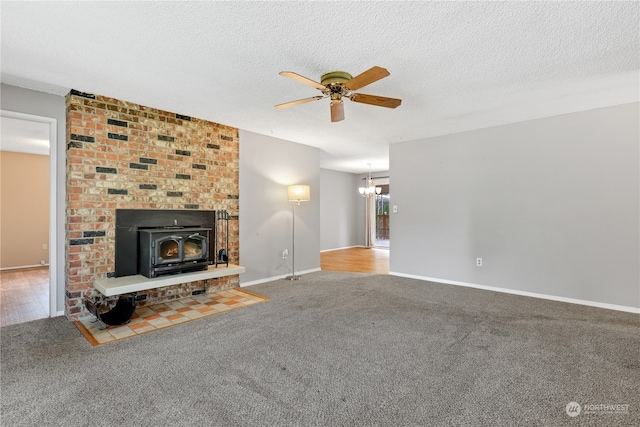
[159,240,179,260]
[157,238,204,260]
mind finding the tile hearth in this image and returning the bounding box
[75,288,268,346]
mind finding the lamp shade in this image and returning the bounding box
[287,185,310,202]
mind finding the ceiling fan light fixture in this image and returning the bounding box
[330,99,345,122]
[276,66,401,122]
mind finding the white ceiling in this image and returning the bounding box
[1,1,638,173]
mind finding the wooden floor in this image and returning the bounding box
[321,247,389,274]
[0,267,49,327]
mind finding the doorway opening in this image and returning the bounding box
[375,186,390,248]
[0,110,57,326]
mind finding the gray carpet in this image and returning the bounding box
[1,271,638,426]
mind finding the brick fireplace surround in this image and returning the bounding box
[66,90,239,321]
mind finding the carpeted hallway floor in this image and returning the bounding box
[1,271,638,426]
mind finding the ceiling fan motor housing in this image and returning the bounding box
[320,71,353,86]
[321,71,353,100]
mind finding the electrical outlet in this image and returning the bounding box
[282,249,288,259]
[42,243,47,250]
[393,205,398,213]
[40,260,46,266]
[476,258,483,267]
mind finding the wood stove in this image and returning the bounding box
[138,227,210,278]
[114,209,217,278]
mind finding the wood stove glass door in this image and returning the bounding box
[156,236,182,264]
[184,234,207,261]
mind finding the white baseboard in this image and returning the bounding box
[54,310,65,317]
[241,267,322,287]
[320,246,361,253]
[389,271,640,314]
[0,264,49,271]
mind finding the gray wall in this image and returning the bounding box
[239,130,321,284]
[320,169,358,251]
[390,103,640,309]
[1,83,66,314]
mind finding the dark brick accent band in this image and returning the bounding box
[108,132,128,141]
[176,174,191,180]
[175,149,191,156]
[70,238,94,245]
[207,143,220,150]
[67,141,83,150]
[192,164,206,170]
[167,191,183,197]
[83,231,106,238]
[139,184,157,190]
[96,167,117,174]
[139,157,157,164]
[228,215,239,221]
[65,290,82,299]
[220,135,234,141]
[176,114,192,121]
[129,163,149,170]
[185,204,199,209]
[107,188,128,195]
[70,89,96,99]
[158,135,174,142]
[107,118,128,127]
[227,194,239,199]
[70,134,95,143]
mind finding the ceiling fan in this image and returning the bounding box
[275,66,401,122]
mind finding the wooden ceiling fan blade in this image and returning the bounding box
[275,96,324,109]
[344,66,390,91]
[350,93,402,109]
[279,71,326,91]
[330,100,345,122]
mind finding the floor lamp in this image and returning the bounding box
[286,184,310,280]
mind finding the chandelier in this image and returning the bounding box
[358,163,382,197]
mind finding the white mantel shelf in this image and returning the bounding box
[95,264,245,297]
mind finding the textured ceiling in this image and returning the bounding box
[1,1,638,173]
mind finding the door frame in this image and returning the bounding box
[1,109,58,317]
